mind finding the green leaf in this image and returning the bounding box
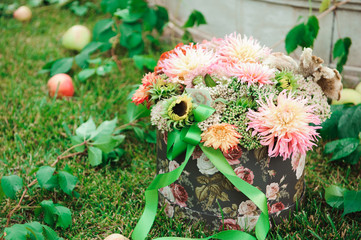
[333,37,352,73]
[28,0,43,7]
[100,0,127,13]
[42,225,61,240]
[88,146,103,166]
[40,200,56,226]
[70,3,88,16]
[4,224,29,240]
[4,222,61,240]
[338,105,361,138]
[142,8,157,31]
[128,0,148,14]
[325,185,346,209]
[154,5,169,33]
[320,105,345,140]
[343,190,361,215]
[81,42,104,55]
[70,135,85,152]
[344,145,361,165]
[114,8,144,23]
[38,60,57,75]
[133,55,157,70]
[1,175,23,199]
[74,52,90,69]
[333,38,345,59]
[75,117,96,139]
[58,171,78,196]
[26,220,46,240]
[123,102,150,123]
[204,74,217,87]
[40,200,72,229]
[87,58,102,65]
[324,138,359,161]
[145,131,156,144]
[50,58,74,76]
[77,69,96,82]
[90,117,117,139]
[54,205,72,229]
[133,127,145,141]
[93,19,116,51]
[182,30,193,43]
[183,10,207,28]
[36,166,58,190]
[319,0,330,12]
[285,23,306,54]
[306,15,319,40]
[5,222,44,240]
[91,135,118,153]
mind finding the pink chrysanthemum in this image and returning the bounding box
[159,44,217,87]
[228,62,275,86]
[141,72,160,87]
[247,91,321,160]
[217,33,271,64]
[132,85,150,106]
[201,123,242,153]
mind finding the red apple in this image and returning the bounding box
[62,25,91,52]
[47,73,74,98]
[13,6,32,22]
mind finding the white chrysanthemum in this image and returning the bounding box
[159,44,218,87]
[151,100,171,132]
[217,33,271,63]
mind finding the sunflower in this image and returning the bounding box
[163,95,193,129]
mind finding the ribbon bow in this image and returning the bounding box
[132,104,270,240]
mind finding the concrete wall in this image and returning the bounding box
[152,0,361,84]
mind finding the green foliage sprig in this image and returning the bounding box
[285,0,352,73]
[285,15,319,54]
[321,104,361,164]
[325,185,361,215]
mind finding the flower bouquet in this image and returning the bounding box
[131,33,342,238]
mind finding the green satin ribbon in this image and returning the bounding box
[132,104,270,240]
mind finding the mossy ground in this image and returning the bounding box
[1,3,360,239]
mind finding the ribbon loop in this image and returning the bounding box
[132,103,270,240]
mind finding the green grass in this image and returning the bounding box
[1,3,361,240]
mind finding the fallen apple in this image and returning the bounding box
[104,234,129,240]
[13,6,32,22]
[332,88,361,105]
[47,73,74,98]
[355,82,361,95]
[62,25,91,52]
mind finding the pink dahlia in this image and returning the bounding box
[228,62,275,86]
[217,33,271,64]
[247,91,321,160]
[132,85,150,106]
[141,72,159,87]
[158,44,217,87]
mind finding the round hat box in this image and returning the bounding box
[156,131,305,231]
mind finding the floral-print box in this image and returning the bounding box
[157,132,305,231]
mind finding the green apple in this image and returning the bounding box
[355,82,361,95]
[332,88,361,105]
[62,25,91,52]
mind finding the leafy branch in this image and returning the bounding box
[2,141,86,230]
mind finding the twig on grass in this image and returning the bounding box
[111,33,122,72]
[2,141,87,231]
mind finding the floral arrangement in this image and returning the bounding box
[132,32,342,161]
